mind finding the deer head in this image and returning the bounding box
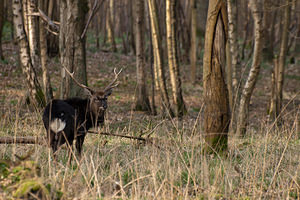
[63,67,122,119]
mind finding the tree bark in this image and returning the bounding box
[134,0,151,112]
[236,0,263,136]
[262,0,274,61]
[59,0,88,99]
[106,0,116,52]
[166,0,186,117]
[39,0,53,103]
[0,0,4,60]
[26,0,39,69]
[190,0,197,84]
[148,0,174,117]
[13,0,45,107]
[203,0,230,152]
[227,0,238,106]
[276,0,291,120]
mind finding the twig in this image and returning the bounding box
[87,130,146,142]
[87,130,163,150]
[30,9,59,30]
[81,0,105,39]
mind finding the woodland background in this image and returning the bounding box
[0,0,299,199]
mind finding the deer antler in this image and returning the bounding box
[104,68,123,92]
[63,67,92,91]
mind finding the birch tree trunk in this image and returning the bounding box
[166,0,186,117]
[190,0,197,84]
[236,0,263,136]
[148,0,174,117]
[203,0,230,152]
[106,0,116,52]
[134,0,151,112]
[60,0,88,99]
[13,0,45,107]
[39,0,53,103]
[27,0,39,69]
[227,0,238,105]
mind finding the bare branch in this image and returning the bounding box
[81,0,105,39]
[30,9,59,31]
[104,68,123,92]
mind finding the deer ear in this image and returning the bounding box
[104,89,112,97]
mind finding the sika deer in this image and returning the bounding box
[42,68,122,160]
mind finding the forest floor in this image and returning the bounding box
[0,36,299,199]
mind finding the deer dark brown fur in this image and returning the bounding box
[42,68,122,160]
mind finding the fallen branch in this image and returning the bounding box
[87,130,147,142]
[87,130,163,150]
[0,131,162,149]
[0,137,45,145]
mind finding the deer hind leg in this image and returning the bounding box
[75,135,86,160]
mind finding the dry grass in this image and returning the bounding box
[0,41,299,199]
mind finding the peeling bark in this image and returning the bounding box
[13,0,45,107]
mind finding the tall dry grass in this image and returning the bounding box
[0,99,299,199]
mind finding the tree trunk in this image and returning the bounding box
[59,0,88,99]
[39,0,53,103]
[0,0,5,60]
[190,0,197,84]
[0,0,4,60]
[203,0,230,153]
[134,0,151,112]
[227,0,238,105]
[236,0,263,136]
[46,0,59,57]
[148,0,174,117]
[276,0,291,120]
[262,0,274,61]
[13,0,45,107]
[106,0,116,52]
[166,0,186,117]
[26,0,39,69]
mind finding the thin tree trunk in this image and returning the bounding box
[236,0,263,136]
[203,0,230,152]
[13,0,45,107]
[0,0,4,60]
[166,0,186,117]
[148,0,174,117]
[276,0,291,120]
[59,0,88,99]
[190,0,197,84]
[227,0,238,104]
[262,0,274,61]
[27,0,39,69]
[39,0,53,103]
[269,57,278,119]
[135,0,151,112]
[106,0,116,52]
